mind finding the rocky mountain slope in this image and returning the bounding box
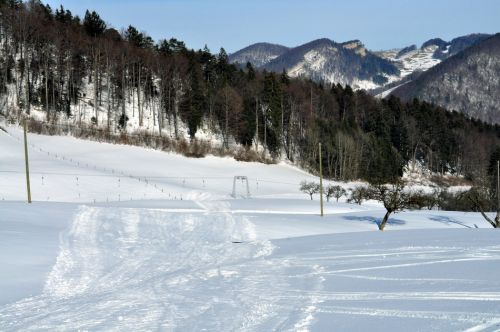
[376,34,492,77]
[391,34,500,123]
[231,38,400,90]
[230,34,492,94]
[228,42,289,68]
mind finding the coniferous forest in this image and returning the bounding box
[1,0,499,183]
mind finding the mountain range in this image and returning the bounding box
[230,33,499,123]
[230,38,399,90]
[391,33,500,124]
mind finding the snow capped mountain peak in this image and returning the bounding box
[230,38,398,89]
[230,33,492,94]
[384,44,441,78]
[229,42,289,68]
[392,33,500,124]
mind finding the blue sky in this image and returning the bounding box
[44,0,500,53]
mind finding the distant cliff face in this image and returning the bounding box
[392,34,500,123]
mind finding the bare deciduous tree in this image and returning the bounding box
[368,181,411,231]
[348,186,369,205]
[300,181,319,200]
[463,187,500,228]
[326,185,346,202]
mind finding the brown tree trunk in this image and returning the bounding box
[121,58,126,130]
[224,92,229,149]
[45,57,49,121]
[255,97,259,151]
[106,56,111,133]
[379,210,392,231]
[173,88,179,139]
[94,51,99,125]
[469,196,497,228]
[138,64,143,127]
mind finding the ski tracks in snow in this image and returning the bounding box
[2,203,499,331]
[0,203,325,331]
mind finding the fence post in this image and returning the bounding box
[24,119,32,203]
[319,142,323,217]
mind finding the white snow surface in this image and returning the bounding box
[375,46,443,98]
[1,122,500,331]
[378,46,442,79]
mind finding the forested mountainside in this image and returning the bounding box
[431,34,492,60]
[392,34,500,124]
[394,34,492,61]
[371,35,490,98]
[230,38,399,89]
[228,43,289,68]
[1,0,499,183]
[232,34,492,95]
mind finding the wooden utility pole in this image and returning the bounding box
[255,97,259,151]
[319,142,324,217]
[497,160,499,209]
[23,119,32,203]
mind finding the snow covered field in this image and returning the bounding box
[1,122,500,331]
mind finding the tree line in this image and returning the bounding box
[1,0,499,185]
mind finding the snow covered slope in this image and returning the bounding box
[380,45,442,78]
[230,38,399,90]
[391,34,500,124]
[1,123,500,331]
[230,34,491,95]
[373,34,492,97]
[229,43,290,68]
[0,123,318,202]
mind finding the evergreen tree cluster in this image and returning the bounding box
[0,1,498,183]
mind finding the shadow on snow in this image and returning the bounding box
[342,215,406,228]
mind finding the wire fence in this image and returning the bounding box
[0,126,307,203]
[14,117,274,163]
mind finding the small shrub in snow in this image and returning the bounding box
[300,181,319,200]
[184,139,211,158]
[234,148,260,163]
[326,185,346,202]
[348,186,369,205]
[438,189,471,211]
[407,189,441,210]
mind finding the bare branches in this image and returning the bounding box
[326,185,346,202]
[368,181,411,231]
[300,181,319,200]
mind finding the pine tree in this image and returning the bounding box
[181,65,206,139]
[83,10,106,37]
[246,62,256,81]
[262,73,282,155]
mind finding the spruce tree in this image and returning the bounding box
[262,73,282,155]
[181,65,206,139]
[83,10,106,37]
